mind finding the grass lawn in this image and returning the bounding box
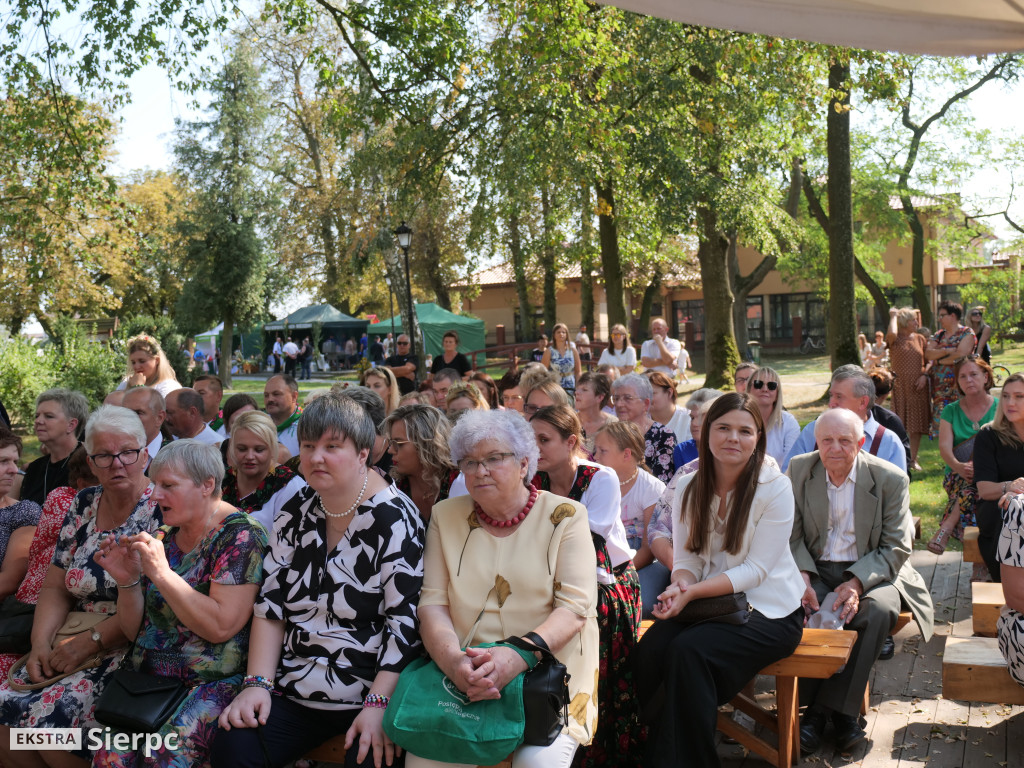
[15,344,1024,552]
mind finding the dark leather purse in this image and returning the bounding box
[674,592,751,627]
[503,632,571,747]
[0,596,36,654]
[95,669,190,734]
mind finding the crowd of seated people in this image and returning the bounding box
[1,312,1023,768]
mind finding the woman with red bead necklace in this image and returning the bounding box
[408,410,599,768]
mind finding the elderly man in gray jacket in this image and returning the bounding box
[788,408,933,755]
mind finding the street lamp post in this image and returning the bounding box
[384,274,395,354]
[393,221,417,375]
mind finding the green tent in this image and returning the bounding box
[367,303,485,363]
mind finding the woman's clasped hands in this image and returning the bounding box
[652,579,691,620]
[449,645,530,702]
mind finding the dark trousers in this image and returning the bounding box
[210,695,394,768]
[284,357,296,376]
[976,503,1003,583]
[634,608,803,768]
[273,354,281,373]
[800,561,902,716]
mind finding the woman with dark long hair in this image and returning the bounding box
[634,393,804,768]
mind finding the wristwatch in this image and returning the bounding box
[90,629,103,650]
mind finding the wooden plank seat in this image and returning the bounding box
[972,581,1005,638]
[716,628,855,768]
[963,526,983,564]
[942,636,1024,705]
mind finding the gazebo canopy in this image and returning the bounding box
[368,303,486,360]
[264,304,367,332]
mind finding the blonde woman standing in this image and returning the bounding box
[542,322,582,393]
[117,334,181,398]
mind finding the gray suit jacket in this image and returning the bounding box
[788,451,934,641]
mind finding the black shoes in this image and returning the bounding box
[800,708,867,754]
[799,708,827,754]
[832,711,868,753]
[879,635,895,660]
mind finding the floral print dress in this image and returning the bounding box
[0,484,161,735]
[929,325,976,438]
[644,422,676,483]
[93,512,268,768]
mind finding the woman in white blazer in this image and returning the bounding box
[633,392,806,768]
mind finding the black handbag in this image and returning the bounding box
[503,632,570,747]
[0,596,36,654]
[674,592,751,627]
[95,669,190,734]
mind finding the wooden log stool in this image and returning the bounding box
[963,526,983,564]
[943,635,1024,705]
[972,581,1005,638]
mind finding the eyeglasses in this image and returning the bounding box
[397,340,410,345]
[502,394,524,404]
[523,403,542,415]
[458,453,516,474]
[611,394,642,404]
[970,312,982,317]
[89,449,142,468]
[751,380,778,391]
[611,332,625,337]
[734,375,751,385]
[387,438,412,450]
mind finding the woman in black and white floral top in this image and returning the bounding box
[215,393,425,768]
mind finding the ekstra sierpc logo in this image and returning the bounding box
[11,728,180,756]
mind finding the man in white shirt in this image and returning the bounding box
[282,337,299,377]
[264,374,301,457]
[165,389,222,446]
[575,324,592,362]
[788,409,933,755]
[272,336,283,373]
[640,317,681,375]
[122,387,166,467]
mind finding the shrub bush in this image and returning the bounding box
[0,337,58,429]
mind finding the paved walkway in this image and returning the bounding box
[717,549,1023,766]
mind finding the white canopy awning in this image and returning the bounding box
[600,0,1024,55]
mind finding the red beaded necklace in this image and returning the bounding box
[474,487,539,528]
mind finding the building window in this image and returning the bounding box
[746,296,764,342]
[770,293,827,340]
[672,300,704,347]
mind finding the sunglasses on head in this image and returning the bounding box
[751,380,778,391]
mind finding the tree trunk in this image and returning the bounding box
[827,59,859,369]
[579,185,595,335]
[595,179,627,328]
[697,206,739,389]
[903,199,930,326]
[540,184,557,331]
[220,307,234,388]
[638,270,662,340]
[508,211,534,342]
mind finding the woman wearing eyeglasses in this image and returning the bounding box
[405,409,599,768]
[0,407,161,761]
[384,404,458,521]
[611,374,676,483]
[748,367,800,465]
[598,324,637,376]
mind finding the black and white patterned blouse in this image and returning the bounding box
[997,495,1024,687]
[255,483,425,710]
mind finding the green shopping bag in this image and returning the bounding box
[384,643,534,765]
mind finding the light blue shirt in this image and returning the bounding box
[781,413,907,474]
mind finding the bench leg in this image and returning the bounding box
[777,675,798,767]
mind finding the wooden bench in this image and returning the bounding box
[942,636,1024,705]
[717,628,855,768]
[963,526,983,564]
[972,581,1005,637]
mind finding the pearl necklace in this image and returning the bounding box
[318,473,368,519]
[619,467,639,487]
[474,488,539,528]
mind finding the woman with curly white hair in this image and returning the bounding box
[404,410,600,768]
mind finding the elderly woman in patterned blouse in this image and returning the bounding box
[611,374,676,483]
[215,393,425,768]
